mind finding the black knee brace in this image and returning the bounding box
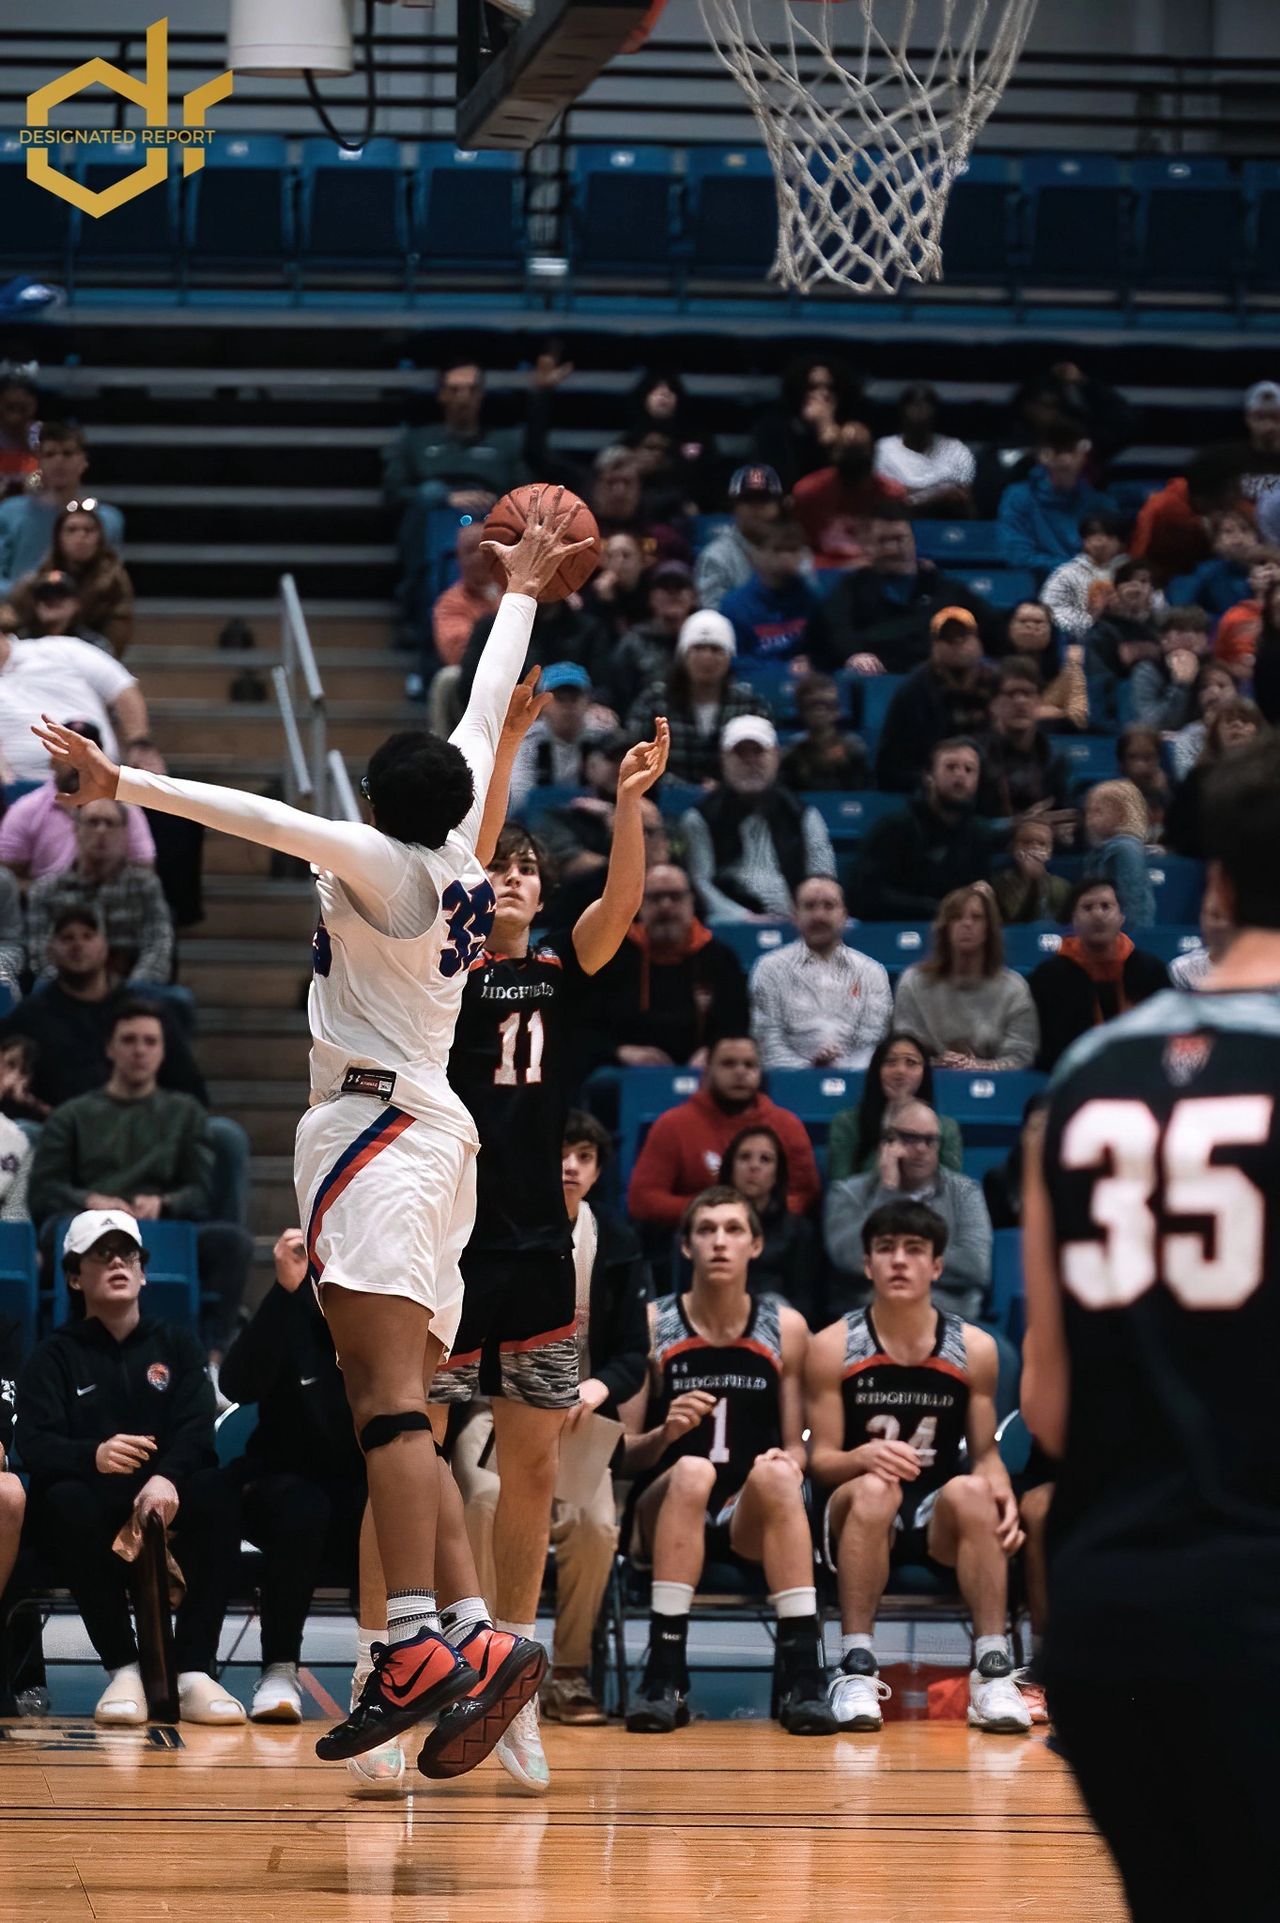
[359,1409,434,1455]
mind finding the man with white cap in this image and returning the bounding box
[628,609,771,786]
[15,1208,244,1726]
[681,714,837,921]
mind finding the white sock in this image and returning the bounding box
[356,1628,384,1668]
[651,1581,694,1618]
[974,1634,1010,1666]
[770,1586,817,1621]
[494,1617,537,1642]
[178,1670,212,1690]
[386,1589,440,1642]
[841,1631,875,1660]
[440,1596,491,1647]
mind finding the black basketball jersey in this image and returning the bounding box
[447,936,584,1254]
[649,1290,785,1511]
[1041,988,1280,1678]
[839,1306,970,1526]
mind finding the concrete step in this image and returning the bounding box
[128,647,409,703]
[249,1156,299,1236]
[199,879,316,942]
[133,605,397,651]
[209,1081,302,1156]
[203,834,274,878]
[152,700,411,760]
[195,1024,311,1081]
[179,939,309,1009]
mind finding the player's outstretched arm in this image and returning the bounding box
[1020,1107,1071,1458]
[571,718,670,975]
[473,668,552,870]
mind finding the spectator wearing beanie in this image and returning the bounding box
[627,610,770,786]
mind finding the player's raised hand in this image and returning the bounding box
[481,484,596,600]
[617,717,670,801]
[31,714,120,806]
[661,1389,716,1445]
[500,667,553,745]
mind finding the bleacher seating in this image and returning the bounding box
[684,146,778,279]
[802,791,902,849]
[618,1066,702,1180]
[931,1069,1046,1144]
[0,130,74,281]
[0,1222,38,1357]
[936,154,1018,286]
[912,520,1005,566]
[571,146,679,277]
[299,138,408,274]
[764,1069,864,1148]
[415,143,523,274]
[185,133,293,275]
[75,147,181,276]
[1132,156,1243,294]
[1245,161,1280,292]
[1022,153,1128,288]
[989,1228,1025,1340]
[954,567,1038,609]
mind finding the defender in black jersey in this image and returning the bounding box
[807,1199,1029,1733]
[1025,741,1280,1923]
[622,1186,837,1737]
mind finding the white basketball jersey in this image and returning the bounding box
[307,827,495,1143]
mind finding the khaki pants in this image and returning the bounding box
[451,1403,619,1670]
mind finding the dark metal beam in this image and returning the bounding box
[456,0,651,150]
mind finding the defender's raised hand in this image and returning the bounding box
[499,666,553,746]
[31,714,120,806]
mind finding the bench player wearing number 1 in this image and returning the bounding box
[31,489,595,1775]
[1023,733,1280,1923]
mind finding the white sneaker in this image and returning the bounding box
[496,1696,551,1794]
[345,1665,406,1794]
[968,1653,1033,1733]
[828,1656,892,1731]
[95,1663,147,1726]
[251,1662,302,1723]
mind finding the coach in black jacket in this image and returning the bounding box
[218,1227,366,1719]
[17,1209,242,1725]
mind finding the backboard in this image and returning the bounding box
[456,0,653,148]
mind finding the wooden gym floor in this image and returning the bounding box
[1,1719,1124,1923]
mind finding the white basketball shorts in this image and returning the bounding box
[294,1094,476,1355]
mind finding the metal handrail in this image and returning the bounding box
[327,748,361,825]
[279,572,327,807]
[272,664,313,807]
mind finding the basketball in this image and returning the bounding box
[482,483,602,601]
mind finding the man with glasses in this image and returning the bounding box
[822,1097,993,1320]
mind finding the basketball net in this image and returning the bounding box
[697,0,1039,293]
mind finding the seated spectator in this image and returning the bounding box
[27,799,173,986]
[1039,511,1128,639]
[827,1030,964,1182]
[8,503,134,656]
[0,719,154,883]
[0,369,39,497]
[1086,558,1163,726]
[1213,545,1280,677]
[749,874,892,1070]
[992,816,1071,926]
[0,1033,46,1123]
[1082,779,1155,927]
[509,662,595,809]
[28,1001,252,1356]
[122,740,205,932]
[218,1226,366,1724]
[722,1124,821,1325]
[627,1034,821,1231]
[694,465,784,610]
[589,445,689,568]
[875,610,995,794]
[1167,659,1238,783]
[0,907,204,1109]
[431,521,502,670]
[893,884,1039,1070]
[792,426,907,569]
[778,673,869,793]
[1117,726,1170,842]
[1129,448,1246,586]
[0,1103,30,1220]
[1129,606,1210,731]
[576,862,749,1072]
[872,381,976,517]
[1241,377,1280,545]
[1029,876,1169,1070]
[978,657,1072,817]
[807,508,998,677]
[458,594,611,711]
[624,369,717,515]
[627,610,770,787]
[1165,697,1268,858]
[1167,506,1255,617]
[1009,359,1133,472]
[751,354,866,494]
[0,627,147,782]
[17,1208,244,1726]
[583,530,649,640]
[823,1098,992,1320]
[997,600,1088,730]
[0,422,125,598]
[0,867,20,997]
[682,716,837,921]
[720,520,820,665]
[0,1307,21,1606]
[603,560,699,717]
[996,425,1118,575]
[852,737,1003,921]
[1168,894,1232,990]
[1249,577,1280,727]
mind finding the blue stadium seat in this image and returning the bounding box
[214,1400,257,1467]
[414,144,522,273]
[656,778,706,820]
[1141,925,1201,967]
[0,131,75,279]
[74,142,180,272]
[711,921,795,971]
[989,1229,1025,1341]
[764,1069,864,1146]
[1055,734,1117,784]
[953,567,1037,609]
[685,146,777,279]
[962,1144,1008,1185]
[619,1066,702,1181]
[0,1221,38,1356]
[1147,855,1206,924]
[185,133,292,269]
[845,923,931,976]
[857,674,904,748]
[932,1069,1046,1144]
[995,1407,1032,1475]
[1244,162,1280,291]
[300,138,407,270]
[1133,157,1242,293]
[693,513,732,548]
[1001,923,1064,974]
[1022,154,1127,288]
[802,791,902,847]
[571,146,677,277]
[52,1217,200,1330]
[3,781,43,809]
[937,153,1018,285]
[912,521,1004,566]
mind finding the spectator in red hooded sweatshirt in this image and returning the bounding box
[792,426,907,570]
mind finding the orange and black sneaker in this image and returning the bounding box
[315,1628,474,1761]
[416,1625,547,1780]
